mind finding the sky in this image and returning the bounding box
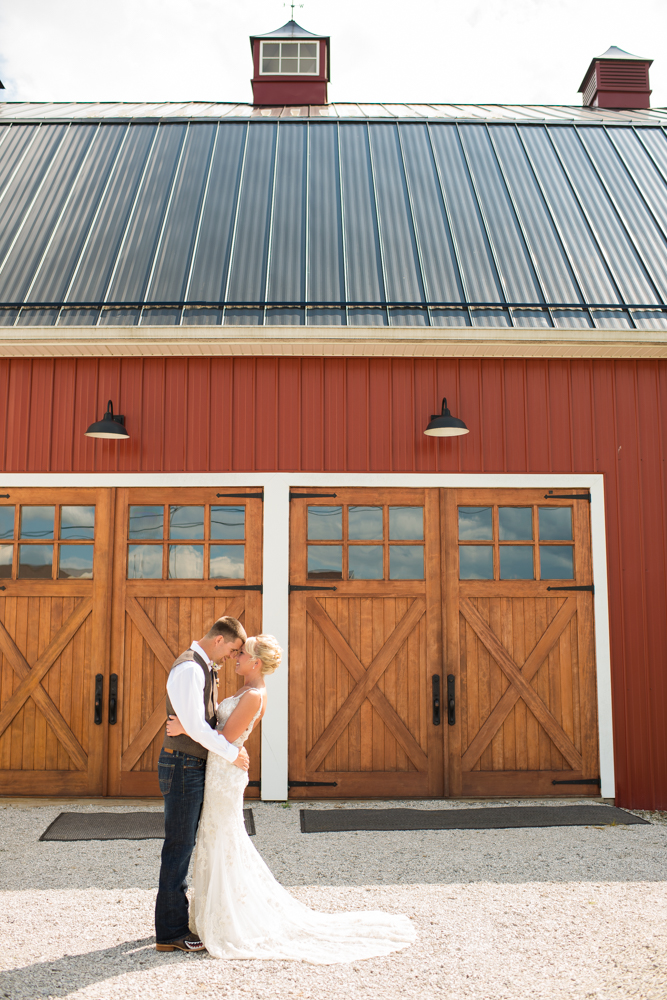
[0,0,665,107]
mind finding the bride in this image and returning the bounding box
[165,635,415,963]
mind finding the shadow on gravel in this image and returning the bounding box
[0,937,194,998]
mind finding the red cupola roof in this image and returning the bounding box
[250,19,330,107]
[579,46,652,109]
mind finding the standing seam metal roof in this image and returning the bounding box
[0,112,666,331]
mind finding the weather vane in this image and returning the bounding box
[284,2,304,18]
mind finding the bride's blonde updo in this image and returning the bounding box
[245,635,283,675]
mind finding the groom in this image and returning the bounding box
[155,615,249,953]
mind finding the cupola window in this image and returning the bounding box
[261,40,319,75]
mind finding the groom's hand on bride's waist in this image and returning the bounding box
[232,747,250,771]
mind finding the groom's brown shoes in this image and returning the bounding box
[156,933,206,953]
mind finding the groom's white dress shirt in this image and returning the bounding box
[165,640,239,761]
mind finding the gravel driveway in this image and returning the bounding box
[1,798,666,1000]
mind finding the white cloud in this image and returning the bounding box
[0,0,665,106]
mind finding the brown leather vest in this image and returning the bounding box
[163,649,217,760]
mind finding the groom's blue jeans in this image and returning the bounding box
[155,748,206,943]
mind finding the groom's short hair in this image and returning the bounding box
[205,616,247,643]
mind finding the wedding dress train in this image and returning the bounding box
[189,692,416,963]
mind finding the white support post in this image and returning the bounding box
[260,476,291,800]
[589,478,615,799]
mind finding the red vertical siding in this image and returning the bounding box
[0,360,10,471]
[27,360,54,472]
[187,360,211,471]
[232,359,255,472]
[277,360,300,471]
[1,355,667,808]
[391,359,413,471]
[323,360,345,470]
[481,360,506,471]
[458,360,483,472]
[164,361,187,472]
[209,359,233,472]
[549,361,574,472]
[301,359,324,471]
[369,359,392,472]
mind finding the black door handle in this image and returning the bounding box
[108,674,118,725]
[94,674,104,725]
[447,674,456,726]
[432,674,441,725]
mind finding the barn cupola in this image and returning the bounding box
[250,19,330,106]
[578,46,652,109]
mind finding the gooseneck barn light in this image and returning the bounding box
[424,398,469,437]
[85,400,129,440]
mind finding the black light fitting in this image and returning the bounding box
[85,400,130,440]
[424,397,469,437]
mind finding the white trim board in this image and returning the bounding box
[0,472,614,801]
[1,324,667,359]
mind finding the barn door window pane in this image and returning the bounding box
[458,507,492,540]
[168,545,204,579]
[389,545,424,579]
[308,545,342,579]
[459,545,493,579]
[308,506,342,540]
[18,544,53,578]
[169,506,204,540]
[210,545,245,579]
[20,506,54,539]
[389,507,424,540]
[60,506,95,540]
[500,545,534,579]
[498,507,532,540]
[348,506,383,540]
[349,545,383,580]
[0,507,14,539]
[539,507,572,540]
[129,506,163,539]
[59,544,94,579]
[540,545,574,579]
[127,545,163,579]
[210,506,245,540]
[0,545,12,578]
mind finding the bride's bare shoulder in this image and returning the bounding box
[231,686,264,703]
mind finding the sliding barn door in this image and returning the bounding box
[0,488,112,795]
[107,488,263,797]
[444,488,599,797]
[289,488,443,799]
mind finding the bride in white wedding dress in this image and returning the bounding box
[166,635,415,964]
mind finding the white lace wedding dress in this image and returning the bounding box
[189,692,416,963]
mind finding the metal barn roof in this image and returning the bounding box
[0,110,667,331]
[2,102,667,122]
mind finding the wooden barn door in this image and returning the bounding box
[0,488,113,795]
[444,488,599,797]
[107,488,263,797]
[289,488,443,799]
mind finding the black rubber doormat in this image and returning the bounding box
[40,809,256,841]
[300,805,647,833]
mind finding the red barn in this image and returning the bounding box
[0,26,666,809]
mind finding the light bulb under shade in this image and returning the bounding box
[423,420,469,437]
